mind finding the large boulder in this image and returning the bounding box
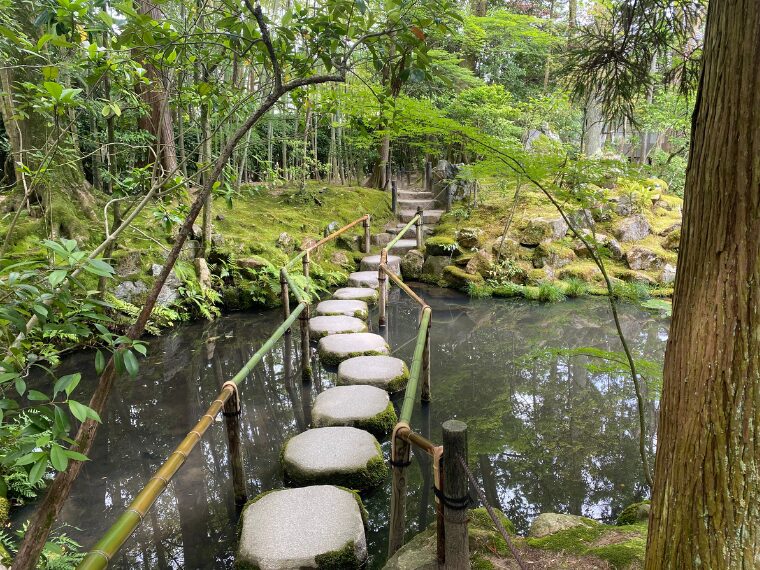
[490,238,529,260]
[421,256,450,282]
[151,264,181,306]
[625,246,665,271]
[465,250,493,277]
[614,214,651,242]
[568,209,595,230]
[529,513,596,539]
[532,243,575,269]
[519,217,568,246]
[456,228,482,249]
[425,236,459,257]
[372,232,393,247]
[401,249,424,280]
[443,265,484,289]
[663,229,681,251]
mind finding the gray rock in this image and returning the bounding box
[211,232,225,247]
[382,526,437,570]
[308,316,367,339]
[520,218,567,246]
[348,271,379,289]
[337,234,361,251]
[490,238,527,260]
[372,232,393,247]
[282,427,384,487]
[465,250,493,276]
[330,251,351,267]
[456,228,482,249]
[238,256,271,270]
[237,486,367,570]
[401,249,424,280]
[312,385,392,431]
[194,258,212,289]
[317,333,389,365]
[360,254,401,275]
[625,246,664,271]
[151,264,181,306]
[614,214,651,242]
[115,251,141,278]
[191,224,203,240]
[338,355,409,392]
[606,237,624,260]
[276,232,294,252]
[661,263,677,284]
[113,281,147,304]
[421,256,450,281]
[315,300,368,320]
[332,287,379,304]
[529,513,596,539]
[568,209,595,231]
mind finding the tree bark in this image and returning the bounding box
[646,2,760,568]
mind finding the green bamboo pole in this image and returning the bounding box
[77,303,306,570]
[399,307,431,423]
[385,214,419,253]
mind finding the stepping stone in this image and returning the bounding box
[400,209,444,224]
[315,300,368,320]
[332,287,379,304]
[337,355,410,393]
[237,485,367,569]
[398,198,437,210]
[282,427,387,490]
[312,385,396,437]
[360,254,401,275]
[308,316,367,339]
[318,333,389,366]
[347,271,379,289]
[389,239,418,253]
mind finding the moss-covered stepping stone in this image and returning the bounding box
[282,427,388,490]
[360,254,401,275]
[308,316,367,339]
[312,385,396,437]
[317,333,389,366]
[337,355,409,392]
[315,300,369,320]
[332,287,379,304]
[237,485,367,570]
[347,271,379,289]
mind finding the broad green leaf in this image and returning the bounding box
[48,269,67,287]
[123,349,139,378]
[68,400,87,422]
[27,390,49,401]
[43,81,64,100]
[50,444,68,471]
[29,457,47,485]
[95,350,106,374]
[54,373,81,397]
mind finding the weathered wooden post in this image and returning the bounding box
[363,215,371,254]
[388,425,411,557]
[442,420,470,569]
[280,268,291,332]
[391,180,398,214]
[421,320,431,402]
[447,184,454,212]
[415,207,424,249]
[378,251,388,327]
[425,160,433,192]
[222,382,247,507]
[301,252,312,380]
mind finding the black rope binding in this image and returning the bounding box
[222,410,241,417]
[432,485,473,510]
[388,457,412,468]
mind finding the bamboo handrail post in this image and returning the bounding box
[363,214,371,253]
[392,180,398,215]
[222,382,246,507]
[300,303,311,381]
[421,320,431,402]
[280,268,291,332]
[378,266,388,327]
[442,420,470,569]
[415,206,423,249]
[388,423,411,557]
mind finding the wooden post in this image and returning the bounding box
[378,266,387,327]
[421,321,431,402]
[388,427,411,557]
[447,184,454,212]
[416,206,424,249]
[363,215,371,254]
[391,180,398,214]
[425,160,433,192]
[301,253,312,380]
[442,420,470,569]
[222,383,246,508]
[280,268,291,333]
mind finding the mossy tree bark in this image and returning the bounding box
[645,2,760,568]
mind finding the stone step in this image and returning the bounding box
[308,315,367,339]
[237,486,367,569]
[360,254,401,275]
[398,191,433,200]
[315,299,368,320]
[312,385,396,437]
[332,287,379,304]
[282,427,387,490]
[398,198,437,210]
[337,355,410,393]
[317,333,389,366]
[347,271,379,289]
[389,239,418,254]
[388,224,434,239]
[400,209,444,224]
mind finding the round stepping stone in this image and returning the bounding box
[332,287,379,304]
[237,485,367,569]
[315,300,368,320]
[347,271,379,289]
[337,355,410,393]
[282,427,387,490]
[308,315,367,339]
[312,385,396,437]
[317,333,389,366]
[360,254,401,275]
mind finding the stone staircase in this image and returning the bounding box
[237,253,413,569]
[384,187,444,255]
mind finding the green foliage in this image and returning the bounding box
[0,523,84,569]
[563,278,588,298]
[537,282,565,303]
[612,280,651,301]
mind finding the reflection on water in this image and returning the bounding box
[19,285,667,568]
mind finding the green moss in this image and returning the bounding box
[616,500,651,526]
[491,282,525,298]
[443,265,484,290]
[0,497,8,526]
[318,347,389,367]
[612,281,651,301]
[526,268,547,284]
[467,282,494,299]
[386,365,410,393]
[537,282,566,303]
[315,540,362,569]
[319,401,397,438]
[470,554,495,570]
[562,278,589,298]
[425,235,459,256]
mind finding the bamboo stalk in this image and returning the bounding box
[399,307,432,423]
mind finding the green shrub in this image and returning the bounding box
[564,278,588,298]
[538,282,565,303]
[612,281,651,301]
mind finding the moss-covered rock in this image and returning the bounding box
[616,501,651,526]
[425,235,459,256]
[443,265,485,290]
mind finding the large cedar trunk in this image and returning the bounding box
[646,2,760,568]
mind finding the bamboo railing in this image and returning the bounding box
[77,214,372,570]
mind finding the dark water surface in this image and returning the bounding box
[20,285,667,568]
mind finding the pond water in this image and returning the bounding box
[16,285,668,569]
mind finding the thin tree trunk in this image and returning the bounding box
[646,2,760,567]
